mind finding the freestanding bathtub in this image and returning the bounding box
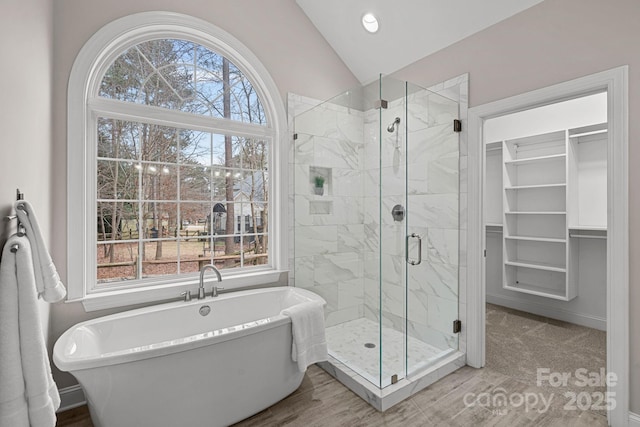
[53,286,325,427]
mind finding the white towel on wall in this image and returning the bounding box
[15,200,66,303]
[0,235,60,427]
[282,300,328,372]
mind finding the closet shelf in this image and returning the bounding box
[504,282,568,300]
[505,260,566,273]
[504,153,566,166]
[504,211,566,215]
[504,236,565,243]
[505,183,566,190]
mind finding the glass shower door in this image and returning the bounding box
[377,77,460,386]
[378,76,409,387]
[404,82,460,376]
[405,83,460,375]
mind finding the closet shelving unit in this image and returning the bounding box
[487,123,608,301]
[501,130,571,300]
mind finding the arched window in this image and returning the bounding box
[67,13,286,310]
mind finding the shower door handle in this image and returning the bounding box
[406,233,422,266]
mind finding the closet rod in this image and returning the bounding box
[569,234,606,240]
[569,129,607,139]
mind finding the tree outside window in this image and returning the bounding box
[95,39,269,284]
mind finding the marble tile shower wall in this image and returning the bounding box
[428,75,469,357]
[289,95,366,327]
[406,89,460,351]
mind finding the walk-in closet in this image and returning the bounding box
[484,92,607,330]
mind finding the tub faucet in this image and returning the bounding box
[199,264,223,298]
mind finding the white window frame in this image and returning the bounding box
[67,12,288,311]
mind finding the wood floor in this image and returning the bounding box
[56,305,608,427]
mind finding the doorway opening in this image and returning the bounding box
[467,66,629,425]
[483,92,608,421]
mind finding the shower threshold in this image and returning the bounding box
[319,317,465,411]
[318,350,465,411]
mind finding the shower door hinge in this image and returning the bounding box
[374,99,388,109]
[391,374,398,384]
[484,249,487,257]
[453,319,462,334]
[293,133,298,140]
[453,119,462,132]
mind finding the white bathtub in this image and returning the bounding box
[53,286,325,427]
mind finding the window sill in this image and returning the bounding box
[71,269,288,312]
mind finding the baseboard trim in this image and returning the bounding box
[486,293,606,331]
[629,411,640,426]
[57,384,86,413]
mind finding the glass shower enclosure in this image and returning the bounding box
[293,75,460,391]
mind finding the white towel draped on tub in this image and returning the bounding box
[0,235,61,427]
[282,300,328,372]
[15,200,66,303]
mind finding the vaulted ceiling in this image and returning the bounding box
[296,0,544,83]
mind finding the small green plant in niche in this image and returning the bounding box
[314,176,325,195]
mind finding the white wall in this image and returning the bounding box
[50,0,358,389]
[484,92,607,142]
[0,0,54,340]
[392,0,640,413]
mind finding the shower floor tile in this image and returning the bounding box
[325,317,449,388]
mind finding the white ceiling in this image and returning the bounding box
[296,0,544,83]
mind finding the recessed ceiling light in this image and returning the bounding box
[362,13,379,34]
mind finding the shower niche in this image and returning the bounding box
[307,166,332,215]
[309,165,331,194]
[292,75,465,410]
